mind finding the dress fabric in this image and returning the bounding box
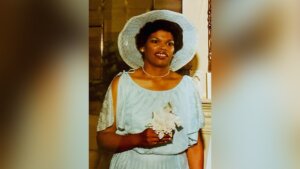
[97,72,204,169]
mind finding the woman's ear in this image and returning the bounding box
[140,47,144,53]
[139,47,145,59]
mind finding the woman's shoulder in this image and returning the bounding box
[169,72,195,84]
[111,70,132,84]
[109,70,134,97]
[170,73,198,91]
[170,71,182,78]
[109,75,122,97]
[127,68,144,80]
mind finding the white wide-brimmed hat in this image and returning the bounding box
[118,10,199,71]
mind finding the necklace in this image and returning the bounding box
[142,67,170,78]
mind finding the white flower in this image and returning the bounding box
[146,102,182,139]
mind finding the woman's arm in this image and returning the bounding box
[97,76,171,153]
[97,127,168,153]
[97,76,138,153]
[186,130,204,169]
[97,125,140,153]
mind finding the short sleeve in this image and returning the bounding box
[187,77,205,146]
[97,85,114,131]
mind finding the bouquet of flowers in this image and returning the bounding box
[146,102,182,139]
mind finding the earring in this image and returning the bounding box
[140,48,144,52]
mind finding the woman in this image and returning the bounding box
[97,10,204,169]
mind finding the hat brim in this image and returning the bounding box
[118,10,199,71]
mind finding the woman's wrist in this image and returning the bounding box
[125,133,142,148]
[133,133,143,147]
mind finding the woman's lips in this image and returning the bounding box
[155,52,168,59]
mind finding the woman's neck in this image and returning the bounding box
[142,65,170,78]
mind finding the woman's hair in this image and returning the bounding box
[135,19,183,54]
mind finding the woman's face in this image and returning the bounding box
[141,30,175,68]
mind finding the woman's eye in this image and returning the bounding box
[150,39,158,43]
[167,41,175,46]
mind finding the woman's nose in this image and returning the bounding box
[159,43,167,50]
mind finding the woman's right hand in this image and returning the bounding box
[137,128,173,148]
